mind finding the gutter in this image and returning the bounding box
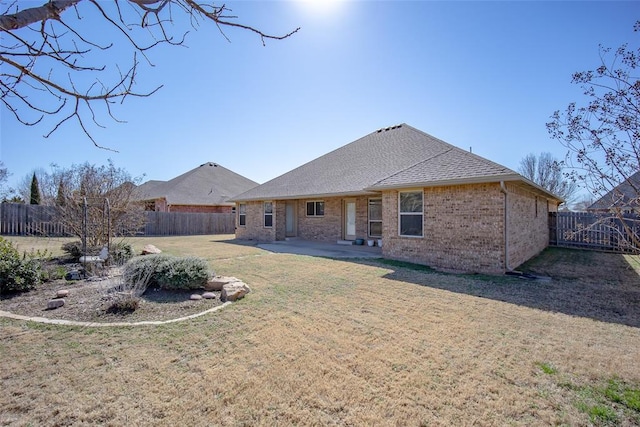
[500,181,512,272]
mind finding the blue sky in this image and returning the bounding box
[0,1,637,195]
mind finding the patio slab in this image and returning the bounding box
[257,240,382,259]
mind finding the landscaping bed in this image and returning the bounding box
[0,263,224,324]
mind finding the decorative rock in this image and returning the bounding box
[56,290,69,298]
[65,270,82,281]
[47,299,65,310]
[190,294,203,301]
[203,276,235,291]
[202,292,216,300]
[221,281,251,302]
[141,244,162,255]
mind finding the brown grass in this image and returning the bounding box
[1,236,639,426]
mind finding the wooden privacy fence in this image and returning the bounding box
[0,203,67,236]
[142,211,235,236]
[0,203,235,237]
[549,211,640,253]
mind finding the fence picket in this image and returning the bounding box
[549,211,639,253]
[0,203,235,237]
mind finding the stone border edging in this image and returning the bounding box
[0,301,232,327]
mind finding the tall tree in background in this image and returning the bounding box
[547,22,640,248]
[518,152,578,203]
[29,173,41,205]
[56,181,66,207]
[0,1,298,147]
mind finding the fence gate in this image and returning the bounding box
[549,211,639,253]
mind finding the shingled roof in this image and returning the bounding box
[232,124,561,202]
[135,162,258,207]
[588,171,640,211]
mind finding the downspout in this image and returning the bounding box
[500,181,512,272]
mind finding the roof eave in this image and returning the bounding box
[366,174,564,202]
[229,190,381,203]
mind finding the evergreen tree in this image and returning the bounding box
[29,173,41,205]
[56,181,65,207]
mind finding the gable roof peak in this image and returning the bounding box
[376,124,405,133]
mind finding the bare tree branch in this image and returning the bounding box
[1,0,299,147]
[547,22,640,249]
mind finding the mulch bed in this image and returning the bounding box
[0,265,223,324]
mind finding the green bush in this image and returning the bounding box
[123,254,212,291]
[0,237,42,294]
[110,241,134,265]
[41,264,67,282]
[61,241,101,260]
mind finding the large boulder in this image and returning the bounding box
[221,281,251,302]
[141,244,162,255]
[204,276,240,291]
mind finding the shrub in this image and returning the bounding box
[123,254,212,291]
[0,237,42,294]
[62,240,134,265]
[41,264,68,282]
[110,241,134,265]
[61,241,100,260]
[155,256,211,290]
[106,296,140,314]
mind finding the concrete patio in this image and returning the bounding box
[257,239,383,259]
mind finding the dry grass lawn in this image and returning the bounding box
[1,235,639,426]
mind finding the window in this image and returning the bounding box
[368,198,382,237]
[264,202,273,227]
[399,191,423,237]
[238,203,246,226]
[306,201,324,217]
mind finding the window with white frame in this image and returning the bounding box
[368,198,382,237]
[306,200,324,217]
[399,191,423,237]
[264,202,273,227]
[238,203,246,226]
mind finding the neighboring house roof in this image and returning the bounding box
[588,171,640,211]
[231,124,562,202]
[135,162,259,206]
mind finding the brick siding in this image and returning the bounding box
[236,183,556,274]
[237,196,377,243]
[235,201,276,241]
[381,184,506,274]
[504,182,553,269]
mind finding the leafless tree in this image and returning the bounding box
[43,160,145,247]
[1,1,299,148]
[518,152,578,203]
[547,22,640,250]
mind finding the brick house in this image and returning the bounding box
[231,124,562,274]
[134,162,258,213]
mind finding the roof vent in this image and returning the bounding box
[377,124,403,133]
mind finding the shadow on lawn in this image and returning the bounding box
[360,248,640,329]
[217,239,640,328]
